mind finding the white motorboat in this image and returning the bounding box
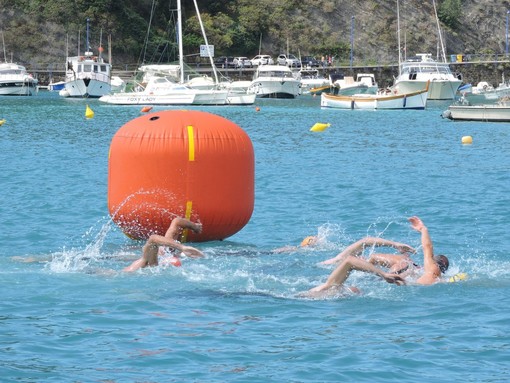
[298,69,329,94]
[442,97,510,122]
[471,78,510,100]
[333,73,378,96]
[393,53,461,100]
[0,62,38,96]
[48,80,65,91]
[60,20,112,98]
[321,82,429,110]
[247,65,301,98]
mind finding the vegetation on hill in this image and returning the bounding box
[0,0,509,69]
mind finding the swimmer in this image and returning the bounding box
[307,216,450,297]
[272,235,319,253]
[123,217,204,272]
[368,217,449,284]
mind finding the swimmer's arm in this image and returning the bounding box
[272,245,299,253]
[364,237,416,254]
[148,235,204,258]
[320,238,368,265]
[409,217,436,273]
[165,217,203,239]
[321,237,415,265]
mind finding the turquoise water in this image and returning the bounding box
[1,92,509,382]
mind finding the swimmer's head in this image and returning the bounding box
[434,255,449,274]
[300,236,318,247]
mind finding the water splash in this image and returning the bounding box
[46,216,118,273]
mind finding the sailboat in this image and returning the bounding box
[392,0,461,100]
[99,0,253,106]
[59,19,112,98]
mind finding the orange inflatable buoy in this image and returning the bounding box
[141,106,153,113]
[108,110,255,242]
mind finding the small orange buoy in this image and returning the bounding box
[255,106,260,112]
[141,106,153,113]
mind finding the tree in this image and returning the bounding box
[438,0,462,30]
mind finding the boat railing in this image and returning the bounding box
[72,71,111,83]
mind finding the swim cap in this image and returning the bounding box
[300,236,318,247]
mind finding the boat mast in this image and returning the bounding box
[177,0,184,83]
[432,0,447,63]
[192,0,219,84]
[397,0,402,74]
[86,18,90,54]
[141,0,157,64]
[1,31,7,62]
[99,28,103,59]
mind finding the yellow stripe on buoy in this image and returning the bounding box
[85,104,94,119]
[181,200,194,243]
[187,125,195,161]
[310,122,331,132]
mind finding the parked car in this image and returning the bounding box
[301,56,321,68]
[233,56,253,68]
[277,54,301,68]
[214,56,235,68]
[251,54,274,66]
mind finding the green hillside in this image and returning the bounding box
[0,0,508,69]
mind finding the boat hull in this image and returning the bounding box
[99,93,196,105]
[321,88,428,110]
[61,78,111,98]
[0,62,38,96]
[99,89,230,106]
[248,65,301,98]
[248,79,301,98]
[394,79,461,100]
[443,105,510,122]
[48,81,66,91]
[0,81,38,96]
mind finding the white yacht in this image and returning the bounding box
[59,50,111,98]
[0,62,38,96]
[393,53,461,100]
[247,65,301,98]
[99,75,228,105]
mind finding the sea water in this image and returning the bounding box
[1,92,509,382]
